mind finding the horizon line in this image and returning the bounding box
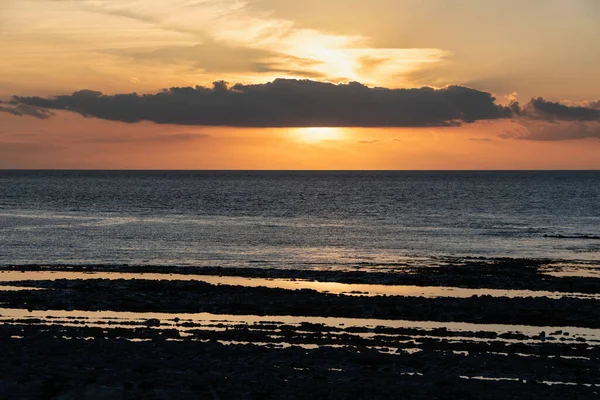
[1,169,599,172]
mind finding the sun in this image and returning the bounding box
[293,127,345,143]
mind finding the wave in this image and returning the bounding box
[543,234,600,240]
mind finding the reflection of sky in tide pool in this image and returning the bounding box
[1,271,599,299]
[542,262,600,278]
[1,308,599,343]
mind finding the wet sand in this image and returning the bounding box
[1,259,599,399]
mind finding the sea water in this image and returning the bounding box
[0,171,599,268]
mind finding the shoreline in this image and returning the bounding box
[1,257,599,398]
[2,278,600,328]
[2,257,599,292]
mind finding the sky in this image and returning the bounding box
[0,0,599,169]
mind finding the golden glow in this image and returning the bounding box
[1,1,600,170]
[0,0,447,97]
[293,127,345,143]
[1,112,600,169]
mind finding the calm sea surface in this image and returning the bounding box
[0,171,599,269]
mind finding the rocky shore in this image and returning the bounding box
[1,259,599,399]
[2,258,598,292]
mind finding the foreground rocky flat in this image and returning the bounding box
[0,259,599,399]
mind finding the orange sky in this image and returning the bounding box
[1,0,599,169]
[2,110,599,170]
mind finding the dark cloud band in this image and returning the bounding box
[4,80,599,141]
[521,97,600,122]
[7,79,513,127]
[0,103,54,119]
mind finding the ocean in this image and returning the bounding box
[1,170,599,268]
[2,171,600,397]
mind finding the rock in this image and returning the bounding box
[144,319,161,327]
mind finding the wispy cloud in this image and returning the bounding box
[499,121,600,141]
[358,140,380,144]
[0,102,54,119]
[0,141,63,152]
[57,0,447,85]
[77,132,211,144]
[497,97,600,140]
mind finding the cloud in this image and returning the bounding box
[468,138,492,142]
[358,140,380,144]
[499,120,600,141]
[157,133,211,141]
[115,41,325,78]
[65,0,446,84]
[6,78,599,141]
[0,142,62,152]
[520,97,600,122]
[0,103,54,119]
[8,79,514,127]
[495,97,600,140]
[78,132,211,144]
[583,99,600,110]
[504,91,518,103]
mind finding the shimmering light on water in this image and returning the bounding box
[1,171,599,268]
[1,271,598,299]
[2,308,598,342]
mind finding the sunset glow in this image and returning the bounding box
[0,0,599,169]
[293,127,345,143]
[2,3,600,396]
